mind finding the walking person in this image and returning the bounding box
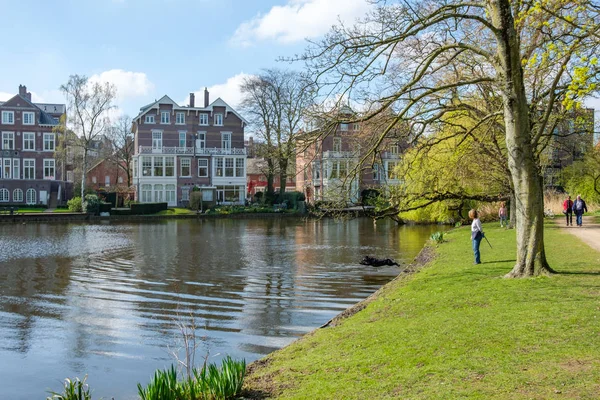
[572,195,588,227]
[498,202,508,227]
[563,195,574,226]
[469,209,484,264]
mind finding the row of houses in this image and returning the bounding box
[0,83,596,207]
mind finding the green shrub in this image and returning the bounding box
[137,366,179,400]
[189,192,202,211]
[83,194,100,215]
[67,197,83,212]
[430,231,445,244]
[130,202,168,215]
[46,376,92,400]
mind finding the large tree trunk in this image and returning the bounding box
[279,158,288,197]
[81,149,88,200]
[490,0,554,277]
[508,190,516,229]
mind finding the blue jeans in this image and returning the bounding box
[575,213,583,226]
[472,235,482,264]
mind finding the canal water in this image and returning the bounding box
[0,218,443,399]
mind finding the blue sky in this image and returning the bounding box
[0,0,370,117]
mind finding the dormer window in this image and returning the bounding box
[214,113,223,126]
[145,115,155,124]
[161,112,170,124]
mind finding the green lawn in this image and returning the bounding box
[245,223,600,399]
[15,208,47,213]
[52,208,79,213]
[156,207,196,215]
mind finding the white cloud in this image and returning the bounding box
[184,73,254,109]
[89,69,154,101]
[230,0,372,46]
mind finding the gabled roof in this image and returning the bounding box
[206,97,249,125]
[0,94,61,126]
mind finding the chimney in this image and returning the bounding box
[204,87,209,107]
[19,85,26,96]
[189,93,195,108]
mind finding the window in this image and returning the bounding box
[0,188,8,202]
[312,161,321,180]
[215,158,223,177]
[3,132,14,150]
[179,132,187,148]
[142,156,152,176]
[92,176,97,183]
[23,132,35,150]
[165,184,176,204]
[225,158,234,177]
[118,176,123,183]
[13,189,23,202]
[180,158,191,177]
[222,132,231,150]
[133,159,138,178]
[198,159,208,177]
[152,131,162,151]
[196,132,205,150]
[44,159,55,180]
[3,159,11,179]
[390,144,399,154]
[26,188,36,205]
[340,123,349,131]
[214,113,223,126]
[387,161,399,180]
[165,157,175,177]
[43,133,55,151]
[235,158,244,177]
[161,111,170,124]
[12,159,19,179]
[23,112,35,125]
[333,137,342,152]
[153,157,164,176]
[202,190,213,201]
[154,184,164,202]
[145,115,155,124]
[105,175,110,186]
[23,159,35,179]
[199,114,209,125]
[176,112,185,124]
[181,187,190,201]
[373,164,380,180]
[2,111,14,124]
[353,123,360,130]
[67,171,74,182]
[141,184,152,203]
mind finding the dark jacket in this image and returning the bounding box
[572,199,587,215]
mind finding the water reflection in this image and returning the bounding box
[0,218,445,399]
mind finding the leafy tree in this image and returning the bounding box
[301,0,600,277]
[562,145,600,202]
[106,115,135,187]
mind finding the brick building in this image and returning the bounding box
[132,89,247,206]
[0,85,69,207]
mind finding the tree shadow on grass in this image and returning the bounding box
[554,270,600,276]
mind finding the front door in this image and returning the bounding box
[40,190,48,205]
[217,190,225,204]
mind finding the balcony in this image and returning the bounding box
[322,150,357,159]
[138,146,246,156]
[381,151,401,159]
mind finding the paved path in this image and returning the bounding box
[558,216,600,252]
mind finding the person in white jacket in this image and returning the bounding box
[469,209,484,264]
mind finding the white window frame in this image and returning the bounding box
[165,184,176,204]
[214,113,223,126]
[390,144,399,154]
[67,170,74,182]
[92,176,97,184]
[340,123,349,131]
[105,175,110,187]
[43,159,56,180]
[154,184,164,202]
[198,159,208,177]
[141,184,152,203]
[2,111,14,124]
[165,156,175,177]
[26,188,36,205]
[152,131,163,151]
[23,112,35,125]
[12,158,19,179]
[180,158,191,177]
[0,188,8,202]
[333,137,342,152]
[199,114,209,126]
[13,188,23,202]
[23,159,35,180]
[181,187,190,201]
[221,132,231,150]
[160,111,170,124]
[23,132,35,150]
[235,158,244,177]
[145,115,155,124]
[43,132,55,151]
[3,158,11,179]
[196,132,206,150]
[142,156,152,176]
[176,112,186,125]
[179,131,187,149]
[3,132,14,150]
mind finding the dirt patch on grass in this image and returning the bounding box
[559,359,595,373]
[244,358,297,399]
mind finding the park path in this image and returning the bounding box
[557,216,600,253]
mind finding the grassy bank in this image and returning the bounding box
[244,223,600,399]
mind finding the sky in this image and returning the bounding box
[0,0,598,135]
[0,0,371,117]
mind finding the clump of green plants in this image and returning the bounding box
[83,194,100,215]
[67,196,83,212]
[46,376,92,400]
[430,231,445,244]
[137,357,246,400]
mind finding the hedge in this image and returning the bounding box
[130,202,168,215]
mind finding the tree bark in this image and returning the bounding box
[81,149,88,200]
[490,0,554,277]
[279,158,288,197]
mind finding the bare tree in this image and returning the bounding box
[61,75,116,199]
[106,115,134,187]
[301,0,600,277]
